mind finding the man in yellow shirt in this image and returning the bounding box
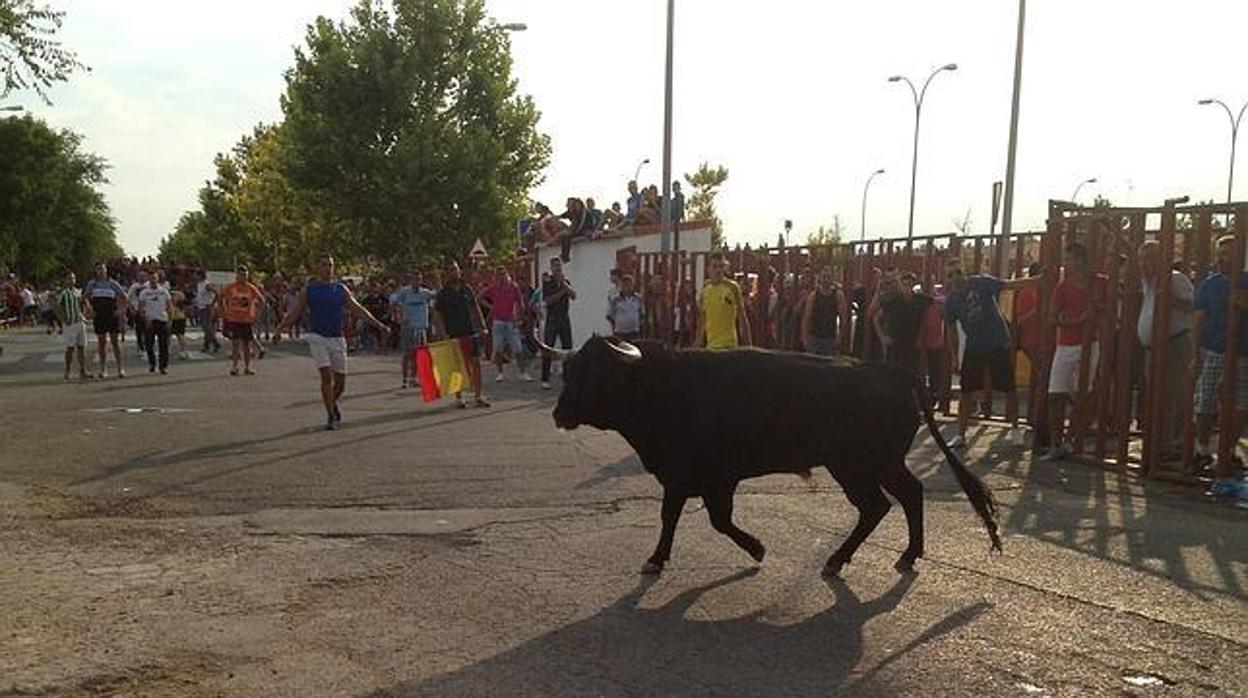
[697,251,752,349]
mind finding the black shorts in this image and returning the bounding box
[92,313,119,336]
[225,322,254,342]
[171,318,187,336]
[960,347,1015,393]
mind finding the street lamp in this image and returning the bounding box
[1071,177,1098,203]
[633,158,650,184]
[660,0,676,252]
[0,106,23,113]
[889,63,958,241]
[860,168,885,242]
[1198,98,1247,204]
[500,22,527,32]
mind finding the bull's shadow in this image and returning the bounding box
[575,453,645,490]
[372,569,986,697]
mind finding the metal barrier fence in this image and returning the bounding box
[623,200,1246,485]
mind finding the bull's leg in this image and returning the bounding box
[824,478,891,577]
[703,487,765,563]
[881,467,924,573]
[643,489,688,575]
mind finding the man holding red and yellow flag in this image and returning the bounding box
[426,260,490,408]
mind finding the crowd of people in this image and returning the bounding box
[521,179,686,260]
[5,230,1245,501]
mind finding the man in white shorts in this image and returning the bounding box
[277,253,390,430]
[56,272,90,380]
[1043,243,1108,461]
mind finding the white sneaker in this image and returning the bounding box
[521,372,533,382]
[541,381,551,390]
[946,434,967,449]
[495,372,505,383]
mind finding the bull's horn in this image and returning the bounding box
[530,330,574,360]
[606,338,642,363]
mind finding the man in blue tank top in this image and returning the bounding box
[277,253,390,430]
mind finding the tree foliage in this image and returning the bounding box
[806,216,846,246]
[0,115,119,280]
[0,0,87,103]
[166,0,551,271]
[684,162,729,249]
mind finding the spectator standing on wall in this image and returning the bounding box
[670,181,685,225]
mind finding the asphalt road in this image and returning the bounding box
[1,328,1245,697]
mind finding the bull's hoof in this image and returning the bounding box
[893,558,918,574]
[640,560,665,575]
[822,560,845,578]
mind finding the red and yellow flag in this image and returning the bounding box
[414,340,467,403]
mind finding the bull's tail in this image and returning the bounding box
[913,381,1003,553]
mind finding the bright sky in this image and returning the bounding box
[9,0,1246,257]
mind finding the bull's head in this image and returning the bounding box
[533,334,644,431]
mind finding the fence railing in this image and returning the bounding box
[616,201,1247,485]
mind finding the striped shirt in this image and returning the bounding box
[57,287,84,324]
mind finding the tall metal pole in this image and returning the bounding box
[660,0,675,252]
[998,0,1026,276]
[860,169,884,242]
[890,64,956,243]
[1198,99,1246,204]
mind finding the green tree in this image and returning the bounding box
[684,162,729,248]
[0,114,119,280]
[1,0,87,102]
[278,0,550,263]
[806,215,846,246]
[161,123,324,270]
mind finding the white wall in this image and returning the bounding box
[535,224,714,347]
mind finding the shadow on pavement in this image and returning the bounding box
[575,454,645,490]
[372,569,987,697]
[906,424,1245,600]
[70,402,536,490]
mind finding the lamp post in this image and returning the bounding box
[660,0,676,252]
[860,168,885,242]
[889,63,957,242]
[1198,98,1247,204]
[633,158,650,184]
[1071,176,1097,203]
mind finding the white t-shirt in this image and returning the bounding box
[20,288,35,308]
[195,281,216,309]
[1138,270,1193,347]
[139,286,172,322]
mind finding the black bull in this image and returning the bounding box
[542,336,1002,576]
